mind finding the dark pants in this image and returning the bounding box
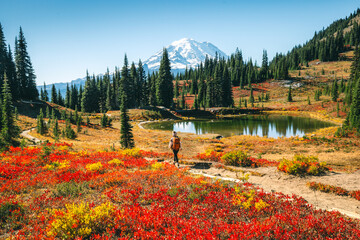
[173,149,179,163]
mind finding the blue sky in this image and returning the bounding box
[1,0,359,85]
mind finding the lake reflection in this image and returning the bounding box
[144,115,334,138]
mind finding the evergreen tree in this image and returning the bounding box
[331,79,339,101]
[5,46,19,100]
[37,109,46,135]
[156,48,173,108]
[1,74,19,146]
[249,87,255,103]
[15,27,38,100]
[287,86,293,102]
[194,94,199,110]
[46,106,50,118]
[119,95,135,149]
[0,23,6,88]
[53,117,59,139]
[129,62,137,108]
[174,79,179,98]
[105,79,112,111]
[51,84,57,104]
[349,78,360,131]
[63,119,76,139]
[222,65,233,107]
[119,55,130,108]
[81,71,98,112]
[41,82,49,101]
[181,90,185,109]
[65,84,70,108]
[137,60,146,107]
[76,114,82,133]
[308,96,311,105]
[260,49,269,81]
[57,89,64,106]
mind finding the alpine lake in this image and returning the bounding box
[142,114,335,138]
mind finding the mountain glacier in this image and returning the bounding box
[143,38,227,73]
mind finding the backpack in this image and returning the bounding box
[172,137,181,151]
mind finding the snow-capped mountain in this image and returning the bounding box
[38,38,227,96]
[143,38,227,74]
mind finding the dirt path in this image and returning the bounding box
[182,162,360,220]
[20,127,41,144]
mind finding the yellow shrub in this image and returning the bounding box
[119,148,142,157]
[151,162,164,171]
[44,161,69,170]
[86,162,103,172]
[47,202,116,239]
[232,188,269,211]
[108,158,124,166]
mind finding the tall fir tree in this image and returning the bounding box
[156,48,173,108]
[119,55,130,108]
[119,94,135,149]
[222,65,233,107]
[331,79,339,101]
[6,45,19,100]
[51,84,57,104]
[137,60,147,107]
[15,27,38,100]
[1,74,19,146]
[0,23,7,89]
[249,87,255,103]
[287,86,293,102]
[260,49,269,81]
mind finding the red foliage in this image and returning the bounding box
[1,145,359,239]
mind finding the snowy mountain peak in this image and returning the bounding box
[144,38,227,73]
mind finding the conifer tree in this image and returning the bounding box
[222,65,233,107]
[287,86,293,102]
[37,109,46,135]
[6,46,19,100]
[119,55,130,108]
[0,23,6,87]
[156,48,173,108]
[105,80,112,111]
[137,60,147,107]
[53,117,59,139]
[51,84,57,104]
[41,82,49,101]
[331,79,339,101]
[260,49,269,81]
[57,89,64,106]
[1,74,19,146]
[349,78,360,131]
[174,79,179,98]
[64,119,76,139]
[46,106,50,118]
[120,95,134,149]
[194,94,199,110]
[249,87,255,103]
[65,84,70,108]
[129,62,137,108]
[181,90,185,109]
[15,27,38,100]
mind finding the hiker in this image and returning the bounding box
[169,131,181,166]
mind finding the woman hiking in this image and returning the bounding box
[169,131,181,166]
